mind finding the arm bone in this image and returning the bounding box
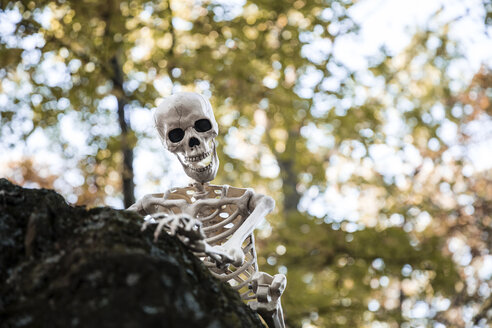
[224,192,275,251]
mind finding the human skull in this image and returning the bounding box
[154,92,219,183]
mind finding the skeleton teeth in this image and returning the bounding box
[184,152,213,172]
[186,152,210,163]
[188,162,212,172]
[197,153,212,168]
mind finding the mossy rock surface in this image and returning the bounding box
[0,179,264,328]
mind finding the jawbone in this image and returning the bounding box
[177,147,219,183]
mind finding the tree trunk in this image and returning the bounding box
[277,129,301,215]
[117,95,135,208]
[111,56,135,208]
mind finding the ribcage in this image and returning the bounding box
[144,184,259,301]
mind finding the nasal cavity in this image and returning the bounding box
[189,137,200,147]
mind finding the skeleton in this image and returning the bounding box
[128,92,286,328]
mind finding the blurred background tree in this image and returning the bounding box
[1,0,491,327]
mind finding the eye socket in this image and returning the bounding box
[194,119,212,132]
[168,128,185,143]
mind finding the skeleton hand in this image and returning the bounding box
[250,272,287,314]
[142,213,205,244]
[142,214,234,263]
[142,214,245,268]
